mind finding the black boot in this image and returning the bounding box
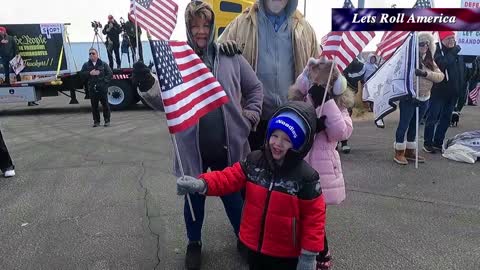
[185,242,202,270]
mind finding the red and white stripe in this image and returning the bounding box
[470,84,479,105]
[130,0,178,41]
[321,31,375,72]
[161,41,228,133]
[113,74,129,80]
[376,31,411,62]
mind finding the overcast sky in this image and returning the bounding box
[2,0,457,50]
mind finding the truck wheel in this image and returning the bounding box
[107,80,134,110]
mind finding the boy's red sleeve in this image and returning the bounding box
[200,162,247,196]
[298,194,326,253]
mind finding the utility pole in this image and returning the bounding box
[358,0,365,8]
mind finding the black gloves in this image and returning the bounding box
[316,116,327,133]
[132,61,155,92]
[308,84,330,109]
[415,68,427,77]
[219,40,242,57]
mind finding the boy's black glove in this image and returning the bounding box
[415,68,427,77]
[308,84,330,108]
[316,115,327,133]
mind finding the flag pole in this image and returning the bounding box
[133,2,140,61]
[415,31,419,169]
[319,56,337,114]
[171,134,196,222]
[146,30,196,222]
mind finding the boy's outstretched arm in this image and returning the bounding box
[298,177,327,253]
[201,162,247,196]
[176,162,247,196]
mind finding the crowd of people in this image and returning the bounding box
[159,0,350,269]
[168,1,480,270]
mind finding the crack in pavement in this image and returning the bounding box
[348,187,480,211]
[138,161,162,269]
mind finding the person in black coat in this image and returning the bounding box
[423,31,464,153]
[80,48,113,127]
[124,15,143,62]
[0,26,19,85]
[103,15,122,69]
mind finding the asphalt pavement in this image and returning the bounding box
[0,96,479,270]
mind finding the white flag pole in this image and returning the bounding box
[171,134,196,222]
[133,1,140,61]
[146,30,196,222]
[318,56,337,115]
[415,31,419,169]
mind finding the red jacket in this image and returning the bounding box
[201,150,326,258]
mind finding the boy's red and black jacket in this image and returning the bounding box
[201,149,326,258]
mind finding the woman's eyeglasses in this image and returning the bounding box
[419,42,429,47]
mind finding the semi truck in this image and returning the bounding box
[0,1,254,110]
[0,23,147,110]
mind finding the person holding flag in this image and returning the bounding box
[176,101,326,270]
[289,57,353,269]
[394,32,444,165]
[423,31,465,154]
[176,2,263,269]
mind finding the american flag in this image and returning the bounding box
[470,84,479,105]
[150,40,229,134]
[129,0,178,40]
[376,0,432,61]
[320,0,375,72]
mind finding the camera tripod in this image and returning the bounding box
[91,27,105,56]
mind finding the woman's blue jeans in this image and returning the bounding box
[395,99,427,143]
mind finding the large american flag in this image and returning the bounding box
[150,40,229,134]
[376,0,432,61]
[320,0,375,72]
[129,0,178,40]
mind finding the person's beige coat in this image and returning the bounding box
[416,32,445,100]
[218,2,319,78]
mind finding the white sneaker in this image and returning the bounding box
[4,169,15,178]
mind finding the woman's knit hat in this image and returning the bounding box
[266,111,308,150]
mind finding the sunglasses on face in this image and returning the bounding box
[89,52,96,55]
[419,42,429,47]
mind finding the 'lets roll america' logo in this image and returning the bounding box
[332,8,480,32]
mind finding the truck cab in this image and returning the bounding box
[203,0,255,38]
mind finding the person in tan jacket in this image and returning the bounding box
[218,0,319,151]
[394,32,444,165]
